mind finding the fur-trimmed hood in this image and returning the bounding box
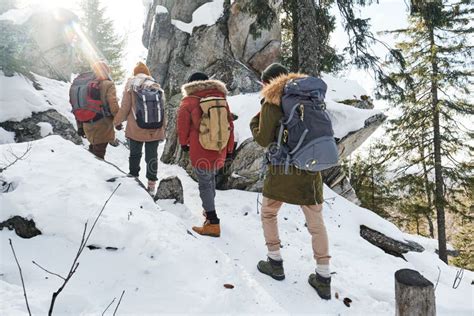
[261,73,308,105]
[181,79,228,97]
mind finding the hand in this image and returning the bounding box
[115,124,123,131]
[226,152,234,161]
[77,127,86,138]
[181,145,190,152]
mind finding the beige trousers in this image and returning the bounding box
[261,197,331,265]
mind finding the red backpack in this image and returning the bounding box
[69,72,110,122]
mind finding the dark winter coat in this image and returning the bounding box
[250,73,324,205]
[177,80,235,171]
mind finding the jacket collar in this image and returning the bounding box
[181,79,228,97]
[261,73,308,105]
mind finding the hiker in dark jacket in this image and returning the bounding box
[177,72,235,237]
[77,61,120,159]
[250,63,332,300]
[114,62,166,194]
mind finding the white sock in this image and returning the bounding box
[316,264,331,278]
[267,250,282,261]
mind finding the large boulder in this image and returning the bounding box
[228,0,282,72]
[143,0,279,96]
[0,109,82,145]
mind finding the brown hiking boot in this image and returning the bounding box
[192,220,221,237]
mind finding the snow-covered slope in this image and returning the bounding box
[1,136,472,315]
[0,73,75,126]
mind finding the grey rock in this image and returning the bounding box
[0,216,42,239]
[0,109,82,145]
[24,9,79,81]
[154,176,184,204]
[157,0,213,24]
[338,113,387,160]
[143,0,276,96]
[228,0,282,72]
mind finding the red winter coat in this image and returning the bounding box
[177,79,235,171]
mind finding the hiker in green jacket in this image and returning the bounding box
[250,63,332,300]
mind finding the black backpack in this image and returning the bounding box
[133,87,164,129]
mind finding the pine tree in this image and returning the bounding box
[345,152,395,218]
[280,0,394,76]
[379,1,473,263]
[78,0,125,82]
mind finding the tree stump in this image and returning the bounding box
[395,269,435,316]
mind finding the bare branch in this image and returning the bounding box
[32,260,66,280]
[113,290,126,316]
[9,239,32,316]
[102,297,116,316]
[0,144,32,173]
[48,184,122,316]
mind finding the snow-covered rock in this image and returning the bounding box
[0,136,472,314]
[0,73,80,144]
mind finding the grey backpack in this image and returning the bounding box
[269,76,339,172]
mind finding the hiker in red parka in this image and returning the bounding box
[177,72,235,237]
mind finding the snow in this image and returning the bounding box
[228,73,382,143]
[36,122,53,137]
[0,73,76,127]
[171,0,224,34]
[0,128,15,144]
[155,5,168,14]
[0,8,33,25]
[0,136,472,315]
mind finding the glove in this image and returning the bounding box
[181,145,190,152]
[77,127,86,138]
[226,152,234,161]
[115,124,123,131]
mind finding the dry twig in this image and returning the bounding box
[48,184,121,316]
[9,238,32,316]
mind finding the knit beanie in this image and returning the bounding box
[187,72,209,83]
[133,61,151,76]
[261,63,289,83]
[92,61,111,80]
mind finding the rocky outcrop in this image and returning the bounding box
[0,109,82,145]
[143,0,281,95]
[24,9,79,82]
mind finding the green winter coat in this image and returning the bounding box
[250,73,324,205]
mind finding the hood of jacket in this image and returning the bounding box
[127,73,162,92]
[261,73,308,105]
[181,79,228,97]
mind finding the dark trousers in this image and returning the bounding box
[129,139,159,181]
[194,168,216,212]
[89,143,108,159]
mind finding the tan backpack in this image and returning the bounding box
[198,97,231,151]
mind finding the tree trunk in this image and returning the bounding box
[420,143,435,238]
[395,269,436,316]
[290,0,299,72]
[295,0,327,76]
[429,24,448,263]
